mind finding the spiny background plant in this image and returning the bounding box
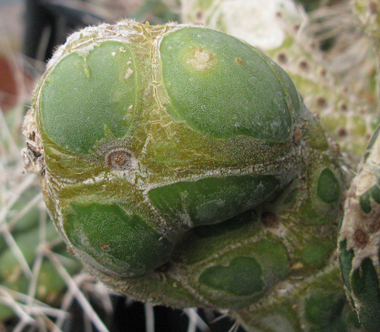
[2,0,380,332]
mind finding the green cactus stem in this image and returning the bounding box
[22,20,349,330]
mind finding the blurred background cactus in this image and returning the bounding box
[1,0,379,331]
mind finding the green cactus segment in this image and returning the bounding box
[195,240,290,305]
[274,68,301,116]
[148,175,280,227]
[64,203,172,277]
[160,27,295,142]
[338,240,354,292]
[255,47,301,116]
[369,185,380,203]
[301,240,335,269]
[304,291,346,329]
[358,185,380,214]
[199,256,264,296]
[351,258,380,332]
[339,240,380,332]
[316,168,340,203]
[366,124,380,151]
[40,41,136,154]
[297,166,343,226]
[359,191,372,214]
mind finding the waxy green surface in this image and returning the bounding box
[160,27,297,141]
[148,175,279,226]
[40,41,136,154]
[23,21,347,324]
[64,203,172,276]
[199,256,264,296]
[34,23,307,277]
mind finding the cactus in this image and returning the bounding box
[181,0,379,166]
[337,0,380,331]
[20,18,354,331]
[338,125,380,332]
[8,0,380,332]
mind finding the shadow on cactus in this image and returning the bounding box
[21,19,375,332]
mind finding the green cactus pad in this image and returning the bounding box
[366,124,380,151]
[304,291,346,329]
[359,191,372,214]
[370,185,380,203]
[199,256,264,296]
[64,203,172,276]
[338,240,354,292]
[301,240,335,269]
[160,27,297,141]
[40,41,136,154]
[148,175,279,226]
[351,258,380,332]
[22,20,347,315]
[316,168,340,203]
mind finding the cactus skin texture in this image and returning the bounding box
[182,0,379,167]
[23,20,348,328]
[338,124,380,332]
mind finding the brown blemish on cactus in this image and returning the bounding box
[155,261,171,273]
[316,96,327,108]
[106,149,132,170]
[196,11,203,20]
[298,60,309,71]
[236,58,243,65]
[277,52,288,64]
[101,244,111,251]
[26,141,42,158]
[318,68,327,78]
[261,211,278,227]
[293,128,302,146]
[338,128,347,136]
[354,229,369,248]
[331,142,340,155]
[369,1,378,14]
[339,101,348,112]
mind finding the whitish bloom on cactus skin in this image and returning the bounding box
[22,20,352,331]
